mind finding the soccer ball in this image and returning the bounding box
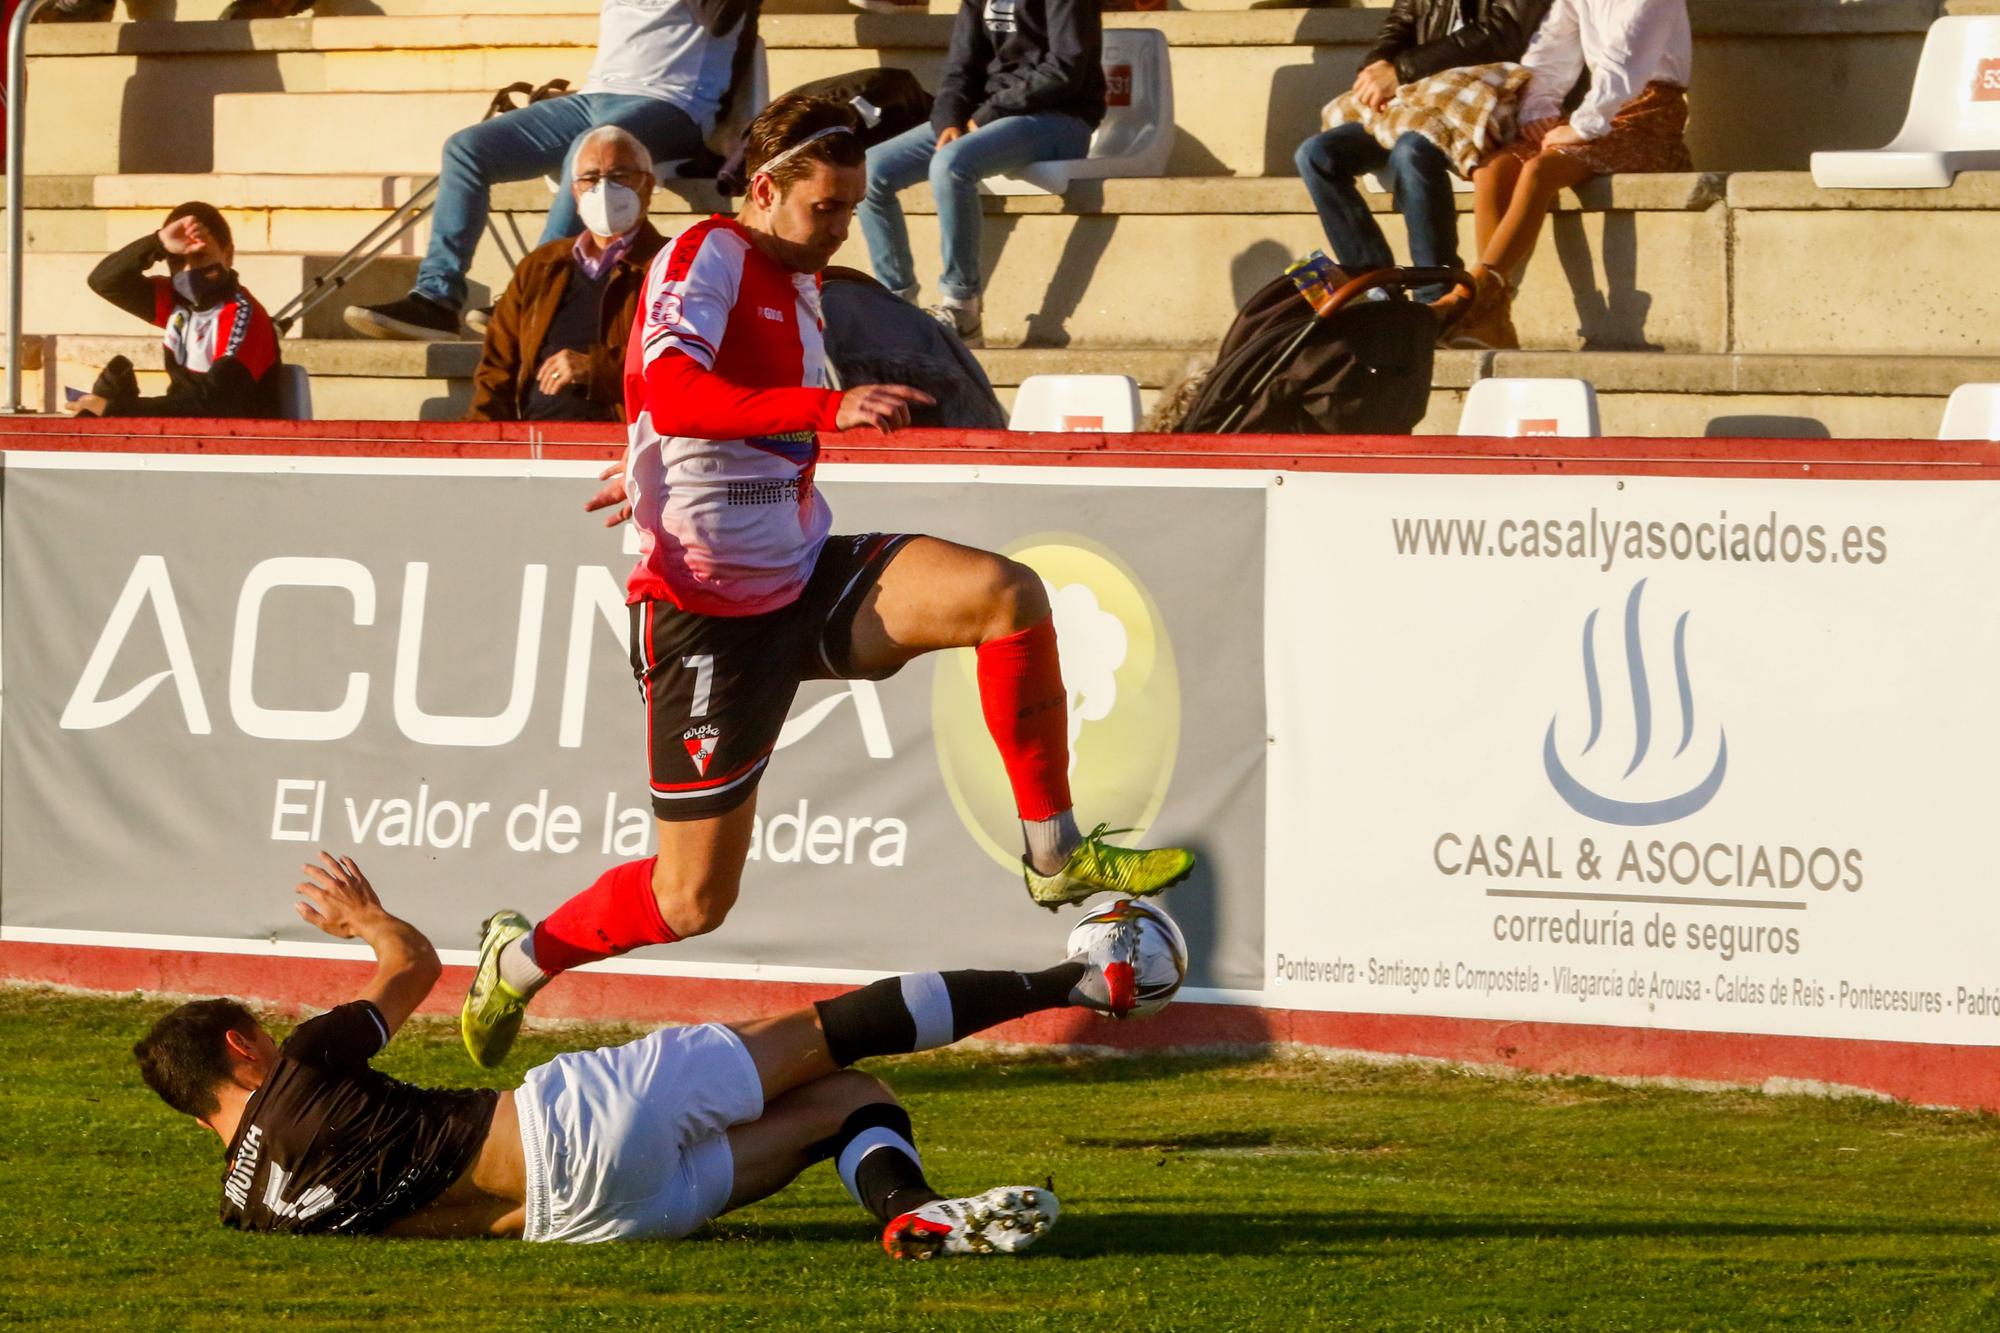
[1065,898,1189,1019]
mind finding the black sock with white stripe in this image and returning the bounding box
[811,1102,940,1223]
[814,964,1087,1067]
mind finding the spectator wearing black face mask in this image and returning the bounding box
[75,201,283,419]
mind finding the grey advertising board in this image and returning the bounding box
[0,456,1265,992]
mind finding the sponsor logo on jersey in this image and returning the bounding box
[683,723,721,776]
[930,535,1181,873]
[759,305,785,322]
[650,291,684,326]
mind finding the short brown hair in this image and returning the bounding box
[133,998,259,1119]
[743,93,865,191]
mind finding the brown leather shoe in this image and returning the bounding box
[1444,268,1520,351]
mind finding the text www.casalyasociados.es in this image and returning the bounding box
[1390,509,1889,571]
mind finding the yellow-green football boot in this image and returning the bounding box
[460,910,533,1068]
[1022,823,1196,910]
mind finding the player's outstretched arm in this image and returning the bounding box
[294,852,442,1037]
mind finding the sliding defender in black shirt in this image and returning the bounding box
[133,853,1142,1256]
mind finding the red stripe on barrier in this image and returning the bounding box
[9,940,1996,1111]
[4,417,2000,480]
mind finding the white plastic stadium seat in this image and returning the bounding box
[984,29,1175,196]
[1939,383,2000,439]
[1810,17,2000,188]
[277,363,313,422]
[1457,377,1600,437]
[1008,374,1142,432]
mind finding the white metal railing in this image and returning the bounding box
[6,0,56,414]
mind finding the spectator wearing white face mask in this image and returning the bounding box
[468,126,669,422]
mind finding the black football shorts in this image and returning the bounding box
[630,533,915,821]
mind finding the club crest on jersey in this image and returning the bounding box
[683,724,722,776]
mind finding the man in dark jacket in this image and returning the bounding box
[856,0,1104,347]
[468,126,667,422]
[1294,0,1550,304]
[73,201,283,420]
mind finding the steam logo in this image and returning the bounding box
[1544,578,1727,826]
[932,535,1180,872]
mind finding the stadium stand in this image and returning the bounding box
[1457,374,1600,436]
[11,0,2000,435]
[1007,372,1142,431]
[1810,14,2000,188]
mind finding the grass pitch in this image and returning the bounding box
[5,987,1999,1331]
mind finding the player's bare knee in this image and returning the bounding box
[650,867,740,939]
[985,556,1050,637]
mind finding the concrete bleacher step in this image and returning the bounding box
[23,2,1946,176]
[38,333,1996,441]
[21,252,419,341]
[22,169,2000,359]
[122,0,904,21]
[16,172,1731,354]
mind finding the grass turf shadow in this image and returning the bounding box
[705,1209,2000,1258]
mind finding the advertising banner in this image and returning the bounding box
[1,455,1267,994]
[1267,470,2000,1045]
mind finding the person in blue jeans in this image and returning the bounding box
[346,0,755,341]
[1293,0,1550,306]
[858,0,1104,348]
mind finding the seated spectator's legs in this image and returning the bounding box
[540,96,702,246]
[1478,149,1594,279]
[1294,123,1394,276]
[417,96,601,311]
[1470,150,1525,265]
[1433,146,1594,349]
[925,113,1090,303]
[1381,131,1461,305]
[860,123,943,298]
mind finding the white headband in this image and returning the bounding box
[754,125,857,179]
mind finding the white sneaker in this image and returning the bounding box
[923,297,984,348]
[881,1185,1060,1259]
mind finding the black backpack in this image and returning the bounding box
[1171,268,1451,436]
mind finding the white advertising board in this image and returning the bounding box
[1267,470,2000,1045]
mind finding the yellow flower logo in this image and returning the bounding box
[931,534,1181,872]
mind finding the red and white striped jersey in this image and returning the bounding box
[150,280,280,381]
[621,216,845,616]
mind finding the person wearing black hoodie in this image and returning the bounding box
[74,202,283,420]
[856,0,1104,348]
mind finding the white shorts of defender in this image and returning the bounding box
[515,1022,765,1243]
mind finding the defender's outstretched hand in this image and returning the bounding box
[293,851,441,1036]
[295,852,387,939]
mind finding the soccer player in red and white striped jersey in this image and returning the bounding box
[459,94,1194,1068]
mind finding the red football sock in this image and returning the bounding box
[529,857,677,975]
[975,617,1073,822]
